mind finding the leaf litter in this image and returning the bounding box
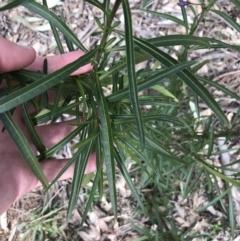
[0,0,240,240]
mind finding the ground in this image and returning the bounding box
[0,0,240,240]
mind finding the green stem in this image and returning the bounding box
[95,0,121,63]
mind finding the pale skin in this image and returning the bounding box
[0,37,96,215]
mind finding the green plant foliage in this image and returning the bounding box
[1,0,240,239]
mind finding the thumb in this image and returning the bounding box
[0,37,36,72]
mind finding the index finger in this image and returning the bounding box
[0,37,36,72]
[25,51,92,75]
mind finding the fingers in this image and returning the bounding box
[0,37,36,72]
[0,37,92,75]
[36,152,96,187]
[25,51,92,75]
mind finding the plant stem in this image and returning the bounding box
[95,0,121,63]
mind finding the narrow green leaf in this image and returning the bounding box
[197,158,240,187]
[231,0,240,9]
[112,114,183,125]
[9,69,45,83]
[121,0,145,149]
[94,72,117,217]
[80,138,104,226]
[96,136,103,199]
[32,101,82,125]
[134,37,229,126]
[74,77,87,116]
[198,76,240,101]
[114,146,146,212]
[117,138,155,173]
[145,134,174,158]
[23,1,88,52]
[51,83,64,118]
[99,52,152,81]
[45,131,97,191]
[60,9,74,52]
[72,132,99,150]
[51,24,65,54]
[204,37,240,52]
[151,85,178,102]
[85,0,105,12]
[212,175,227,214]
[107,60,196,102]
[0,0,30,11]
[181,3,189,33]
[67,140,94,219]
[191,60,210,73]
[21,103,46,154]
[206,0,218,12]
[228,185,235,238]
[38,124,87,161]
[231,106,240,126]
[207,124,214,158]
[195,186,231,213]
[141,9,187,28]
[183,168,203,199]
[0,48,97,113]
[115,30,211,48]
[42,0,64,54]
[0,111,48,187]
[212,10,240,33]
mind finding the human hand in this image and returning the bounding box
[0,37,96,215]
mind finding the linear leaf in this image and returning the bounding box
[96,135,103,199]
[114,146,146,212]
[231,0,240,9]
[212,10,240,33]
[112,114,183,125]
[195,186,231,212]
[51,24,64,54]
[41,0,65,54]
[99,52,152,81]
[145,134,174,158]
[23,1,87,52]
[0,111,48,187]
[59,9,75,52]
[67,140,94,219]
[80,137,104,226]
[134,37,229,126]
[94,72,117,217]
[141,9,187,28]
[10,69,45,83]
[51,83,64,118]
[45,131,97,192]
[228,185,235,238]
[38,124,87,161]
[207,124,214,158]
[0,0,30,11]
[198,76,240,101]
[0,48,97,113]
[151,85,178,102]
[121,0,145,148]
[117,138,155,173]
[85,0,105,12]
[21,103,46,154]
[32,101,82,125]
[107,60,196,102]
[115,30,211,48]
[198,37,240,52]
[197,158,240,187]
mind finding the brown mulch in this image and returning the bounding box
[0,0,240,240]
